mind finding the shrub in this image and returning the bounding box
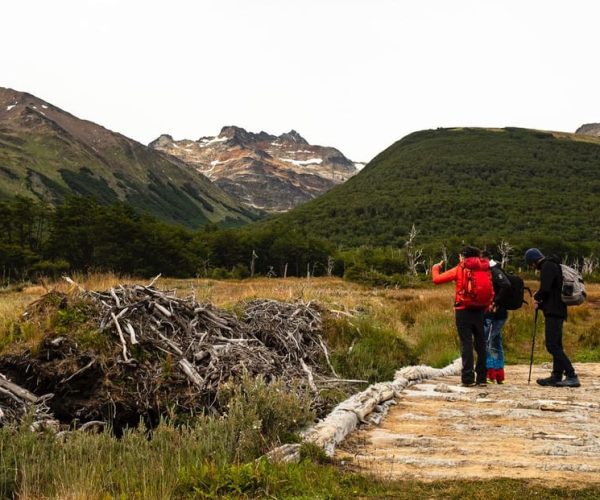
[579,321,600,349]
[322,316,416,382]
[217,375,314,461]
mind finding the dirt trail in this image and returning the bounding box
[337,363,600,485]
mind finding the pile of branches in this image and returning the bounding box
[0,374,58,430]
[35,278,359,426]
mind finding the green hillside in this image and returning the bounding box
[264,127,600,248]
[0,88,257,228]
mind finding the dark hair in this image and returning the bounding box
[460,246,480,258]
[481,250,492,259]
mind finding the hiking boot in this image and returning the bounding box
[476,381,488,387]
[536,375,562,387]
[555,375,581,388]
[461,381,476,387]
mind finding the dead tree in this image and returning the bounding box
[326,256,334,277]
[250,250,258,278]
[582,254,598,275]
[498,240,513,268]
[441,245,449,265]
[404,224,424,276]
[198,258,211,278]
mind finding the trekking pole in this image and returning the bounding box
[527,308,539,384]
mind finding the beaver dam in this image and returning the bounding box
[0,279,362,433]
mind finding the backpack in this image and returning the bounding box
[497,269,528,310]
[458,258,494,309]
[560,264,587,306]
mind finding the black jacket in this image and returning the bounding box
[488,263,510,319]
[534,257,567,319]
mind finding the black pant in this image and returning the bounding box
[455,309,486,384]
[544,315,575,378]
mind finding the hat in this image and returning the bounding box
[524,248,544,264]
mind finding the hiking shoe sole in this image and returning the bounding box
[555,379,581,388]
[536,378,562,387]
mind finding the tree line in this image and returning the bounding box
[1,197,599,285]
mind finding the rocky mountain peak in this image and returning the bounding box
[218,126,277,146]
[148,134,175,149]
[1,87,53,120]
[149,125,361,212]
[219,125,248,141]
[575,123,600,137]
[279,129,308,145]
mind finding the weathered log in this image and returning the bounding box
[178,359,204,387]
[0,373,57,428]
[111,313,130,362]
[301,359,318,393]
[0,375,39,403]
[266,358,463,460]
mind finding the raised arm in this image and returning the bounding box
[432,263,458,284]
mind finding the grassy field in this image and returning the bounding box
[1,275,600,498]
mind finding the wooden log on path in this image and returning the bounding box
[265,358,463,462]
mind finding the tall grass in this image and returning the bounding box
[3,428,600,498]
[0,376,314,498]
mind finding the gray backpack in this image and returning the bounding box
[560,264,587,306]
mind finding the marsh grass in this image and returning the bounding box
[3,428,600,499]
[0,375,314,499]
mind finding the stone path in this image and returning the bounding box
[337,363,600,485]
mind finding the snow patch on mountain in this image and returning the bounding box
[199,136,228,147]
[281,158,323,166]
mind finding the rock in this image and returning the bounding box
[575,123,600,137]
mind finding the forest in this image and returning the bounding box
[2,196,599,286]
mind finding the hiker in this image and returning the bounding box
[524,248,580,387]
[481,251,511,384]
[432,246,494,386]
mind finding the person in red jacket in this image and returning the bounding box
[432,246,493,386]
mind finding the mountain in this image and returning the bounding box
[149,126,362,212]
[0,87,257,227]
[261,127,600,247]
[576,123,600,137]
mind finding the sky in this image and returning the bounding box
[2,0,599,161]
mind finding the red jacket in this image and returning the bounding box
[432,257,493,310]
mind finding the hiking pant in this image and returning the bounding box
[484,316,506,370]
[544,316,576,378]
[455,309,486,384]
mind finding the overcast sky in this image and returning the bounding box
[2,0,599,161]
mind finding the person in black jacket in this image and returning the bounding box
[482,251,511,383]
[525,248,580,387]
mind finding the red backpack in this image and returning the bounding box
[457,257,494,309]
